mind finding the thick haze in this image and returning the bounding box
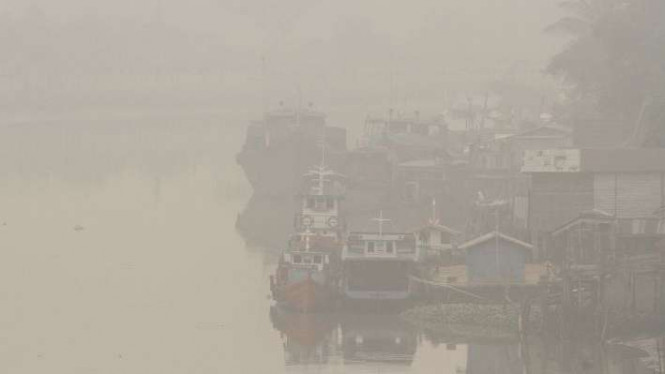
[3,2,664,374]
[0,0,562,122]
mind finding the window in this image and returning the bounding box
[326,198,334,209]
[306,198,314,209]
[386,242,394,254]
[293,255,302,263]
[314,255,322,264]
[389,122,407,133]
[304,256,313,264]
[440,232,449,245]
[367,242,375,253]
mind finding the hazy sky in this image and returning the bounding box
[0,0,564,118]
[2,0,561,52]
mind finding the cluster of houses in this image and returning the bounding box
[385,113,665,315]
[237,102,665,320]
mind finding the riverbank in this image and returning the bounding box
[402,303,542,340]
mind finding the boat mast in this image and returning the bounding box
[317,165,326,196]
[372,210,391,237]
[261,55,268,114]
[430,198,439,225]
[305,229,311,252]
[295,83,302,127]
[306,140,332,196]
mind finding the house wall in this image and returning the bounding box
[509,136,573,171]
[529,173,595,234]
[604,270,664,315]
[428,230,442,247]
[594,172,665,218]
[528,170,665,259]
[465,239,528,283]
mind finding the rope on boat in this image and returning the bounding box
[409,275,489,301]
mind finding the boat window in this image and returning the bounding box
[389,122,408,134]
[293,255,302,263]
[326,198,334,209]
[315,198,327,210]
[367,242,375,253]
[304,256,313,264]
[314,255,322,264]
[386,242,394,254]
[306,198,314,209]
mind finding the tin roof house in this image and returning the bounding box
[549,208,665,314]
[466,125,573,237]
[412,220,461,264]
[523,148,665,252]
[460,231,535,284]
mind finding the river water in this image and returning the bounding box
[0,114,662,373]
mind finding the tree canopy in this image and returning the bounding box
[547,0,665,147]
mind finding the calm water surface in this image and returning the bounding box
[0,114,661,373]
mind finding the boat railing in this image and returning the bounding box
[282,253,327,272]
[343,243,418,260]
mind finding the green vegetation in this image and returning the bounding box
[547,0,665,147]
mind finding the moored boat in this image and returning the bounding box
[271,230,342,312]
[270,159,345,312]
[341,212,420,304]
[236,105,346,198]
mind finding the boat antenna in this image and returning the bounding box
[305,229,311,252]
[317,166,326,195]
[295,82,302,127]
[307,163,331,196]
[372,210,391,237]
[320,132,327,168]
[430,198,439,225]
[260,55,267,113]
[494,207,500,280]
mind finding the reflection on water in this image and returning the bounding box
[341,314,417,366]
[270,309,420,368]
[271,307,664,374]
[1,115,663,374]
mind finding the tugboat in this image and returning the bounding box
[236,104,347,198]
[357,111,450,163]
[270,160,345,312]
[269,306,339,365]
[341,211,419,305]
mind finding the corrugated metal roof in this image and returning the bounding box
[458,231,534,251]
[580,148,665,172]
[398,159,441,168]
[523,148,665,173]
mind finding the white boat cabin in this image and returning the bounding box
[360,113,445,143]
[298,194,342,231]
[282,251,330,272]
[296,163,345,236]
[282,232,334,272]
[343,232,418,261]
[414,222,460,253]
